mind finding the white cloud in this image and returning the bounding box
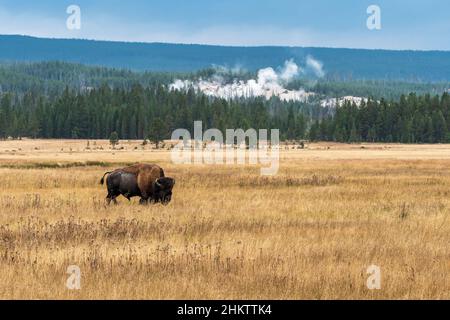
[0,6,316,46]
[0,5,448,50]
[0,6,88,39]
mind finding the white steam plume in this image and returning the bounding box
[279,59,300,82]
[306,55,325,78]
[169,60,315,102]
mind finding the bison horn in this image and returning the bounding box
[155,179,162,188]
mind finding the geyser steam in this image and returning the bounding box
[170,60,316,102]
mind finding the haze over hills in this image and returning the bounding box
[1,37,450,144]
[1,35,450,82]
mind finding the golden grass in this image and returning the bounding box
[0,139,448,299]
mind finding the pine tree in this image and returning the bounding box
[286,106,296,140]
[349,120,359,143]
[432,111,448,143]
[425,116,434,143]
[109,131,119,148]
[309,121,320,141]
[148,117,166,148]
[296,113,307,139]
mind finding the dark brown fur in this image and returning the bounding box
[100,163,167,204]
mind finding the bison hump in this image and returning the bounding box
[122,164,164,195]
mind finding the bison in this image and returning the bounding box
[100,163,175,205]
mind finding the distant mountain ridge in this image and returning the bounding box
[1,35,450,82]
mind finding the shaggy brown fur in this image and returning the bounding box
[100,163,165,200]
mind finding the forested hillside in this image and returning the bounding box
[1,81,449,144]
[0,61,179,97]
[0,84,325,141]
[2,35,450,81]
[1,60,450,143]
[1,61,448,100]
[310,93,450,143]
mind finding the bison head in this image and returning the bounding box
[153,177,175,205]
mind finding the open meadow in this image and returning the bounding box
[0,139,448,299]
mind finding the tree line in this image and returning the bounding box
[0,84,324,142]
[309,93,450,143]
[0,80,449,144]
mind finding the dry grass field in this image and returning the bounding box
[0,139,448,299]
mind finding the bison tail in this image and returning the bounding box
[100,171,112,185]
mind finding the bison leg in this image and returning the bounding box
[106,195,119,205]
[139,190,151,205]
[106,189,120,205]
[139,190,150,204]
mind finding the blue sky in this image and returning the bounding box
[0,0,449,50]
